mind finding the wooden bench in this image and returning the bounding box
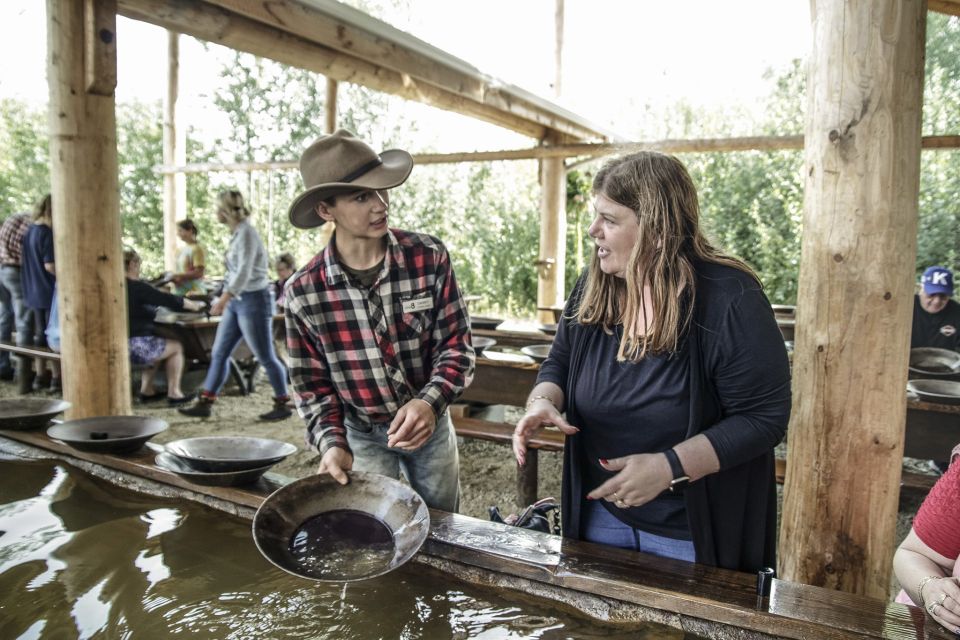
[0,342,62,394]
[451,410,564,506]
[452,418,938,507]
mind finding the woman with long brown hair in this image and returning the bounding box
[513,152,791,572]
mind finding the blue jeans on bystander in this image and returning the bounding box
[201,287,288,398]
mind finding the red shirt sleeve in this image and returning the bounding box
[913,459,960,561]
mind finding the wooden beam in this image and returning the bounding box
[116,0,607,141]
[162,30,181,271]
[203,0,608,141]
[325,78,338,134]
[154,134,960,176]
[929,0,960,17]
[47,0,131,418]
[537,131,567,324]
[84,0,118,95]
[779,0,926,599]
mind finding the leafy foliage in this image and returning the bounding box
[0,99,49,215]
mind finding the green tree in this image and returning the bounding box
[0,98,50,216]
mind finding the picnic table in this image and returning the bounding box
[154,312,286,395]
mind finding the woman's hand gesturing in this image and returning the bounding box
[513,397,578,467]
[587,454,673,509]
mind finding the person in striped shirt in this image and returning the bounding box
[284,130,474,512]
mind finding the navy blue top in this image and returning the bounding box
[21,224,55,310]
[575,326,690,538]
[911,295,960,351]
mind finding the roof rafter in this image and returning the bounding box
[117,0,617,142]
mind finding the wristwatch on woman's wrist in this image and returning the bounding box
[663,448,690,492]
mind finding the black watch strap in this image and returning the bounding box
[663,448,690,491]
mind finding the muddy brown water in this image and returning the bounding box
[0,457,700,639]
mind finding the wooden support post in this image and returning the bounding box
[162,30,184,271]
[779,0,926,598]
[325,78,338,134]
[83,0,117,96]
[47,0,131,418]
[536,131,567,325]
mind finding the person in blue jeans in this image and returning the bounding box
[0,210,33,380]
[179,190,291,421]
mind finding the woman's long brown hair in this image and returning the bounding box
[576,151,756,361]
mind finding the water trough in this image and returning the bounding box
[0,428,944,640]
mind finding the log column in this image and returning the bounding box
[162,30,185,271]
[779,0,925,598]
[325,78,338,134]
[536,131,567,324]
[47,0,131,418]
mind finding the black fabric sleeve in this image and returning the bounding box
[699,285,792,469]
[130,280,185,311]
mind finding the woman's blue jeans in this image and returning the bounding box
[201,288,288,398]
[581,501,695,562]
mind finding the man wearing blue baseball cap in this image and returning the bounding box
[911,266,960,351]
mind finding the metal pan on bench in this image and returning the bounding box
[0,398,71,431]
[907,379,960,405]
[160,436,298,472]
[253,471,429,582]
[47,416,167,454]
[520,344,552,363]
[154,451,274,487]
[471,336,496,356]
[469,315,503,331]
[909,347,960,378]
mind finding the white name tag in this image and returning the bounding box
[402,296,433,313]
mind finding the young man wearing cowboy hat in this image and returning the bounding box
[283,129,475,512]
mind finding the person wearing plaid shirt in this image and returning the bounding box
[285,130,475,512]
[0,210,33,378]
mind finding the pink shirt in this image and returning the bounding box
[895,445,960,605]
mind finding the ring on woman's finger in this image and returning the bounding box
[929,603,942,616]
[615,499,628,508]
[938,593,948,606]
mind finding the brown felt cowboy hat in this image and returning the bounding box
[288,129,414,229]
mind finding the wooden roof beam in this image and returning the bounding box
[929,0,960,17]
[118,0,613,141]
[203,0,614,142]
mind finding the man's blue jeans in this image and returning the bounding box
[201,288,287,398]
[0,265,30,372]
[345,411,461,512]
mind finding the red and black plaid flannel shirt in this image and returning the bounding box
[284,229,475,456]
[0,213,31,266]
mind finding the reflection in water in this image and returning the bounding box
[0,459,690,639]
[290,510,395,580]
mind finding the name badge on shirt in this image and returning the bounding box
[402,296,433,313]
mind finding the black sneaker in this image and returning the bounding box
[167,393,195,407]
[178,397,213,418]
[258,403,293,422]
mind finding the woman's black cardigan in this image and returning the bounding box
[537,262,792,573]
